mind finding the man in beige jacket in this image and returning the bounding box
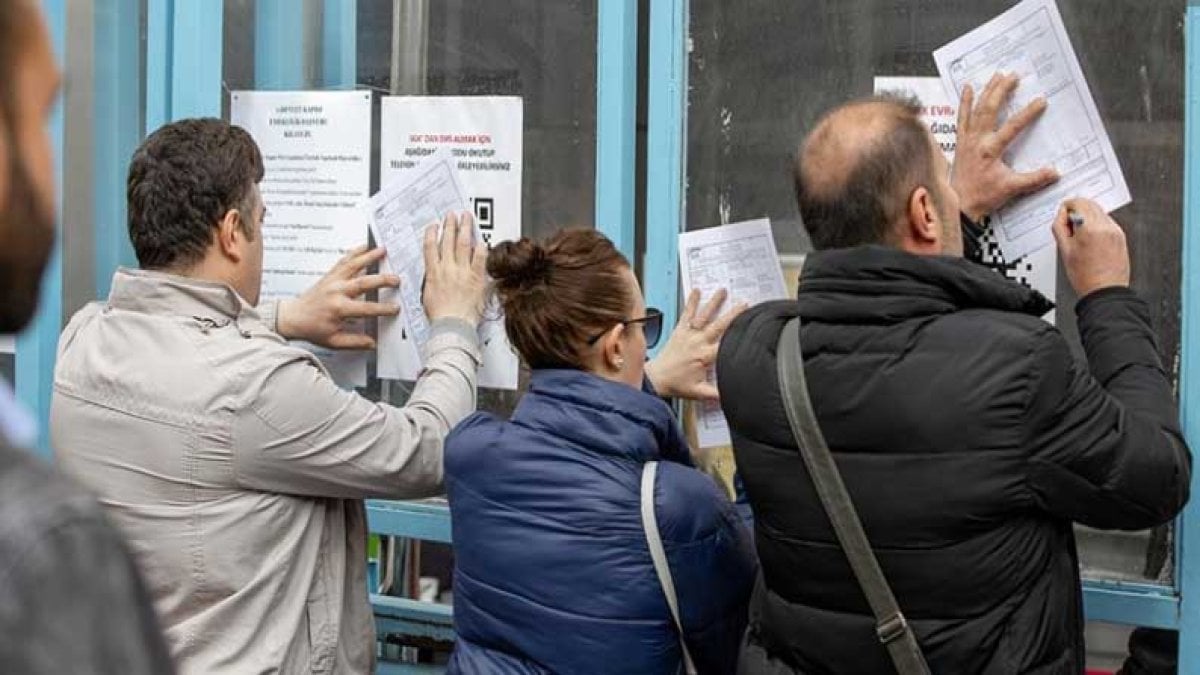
[50,118,487,674]
[51,118,731,674]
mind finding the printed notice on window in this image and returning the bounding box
[231,90,373,387]
[934,0,1129,261]
[679,219,788,449]
[377,96,523,391]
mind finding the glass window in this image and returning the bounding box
[222,0,599,418]
[686,0,1185,584]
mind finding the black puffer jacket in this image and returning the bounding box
[718,246,1190,674]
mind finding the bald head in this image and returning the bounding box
[794,95,942,250]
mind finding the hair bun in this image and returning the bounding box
[487,239,552,293]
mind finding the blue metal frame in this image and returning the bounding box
[367,500,452,543]
[93,0,142,298]
[145,0,222,129]
[643,0,688,355]
[1177,3,1200,668]
[323,0,357,89]
[594,0,638,259]
[255,0,305,89]
[15,0,67,458]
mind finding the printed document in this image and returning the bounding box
[679,219,788,449]
[377,96,523,390]
[230,90,372,386]
[934,0,1129,260]
[368,148,469,361]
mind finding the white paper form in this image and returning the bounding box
[231,90,373,387]
[377,97,523,390]
[934,0,1129,261]
[368,148,470,362]
[679,219,789,449]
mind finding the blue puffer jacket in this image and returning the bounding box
[445,369,756,674]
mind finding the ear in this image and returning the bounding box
[600,323,628,373]
[904,186,941,248]
[215,208,245,263]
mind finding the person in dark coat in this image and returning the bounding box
[445,228,757,674]
[719,76,1191,674]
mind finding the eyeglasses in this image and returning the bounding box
[586,308,664,350]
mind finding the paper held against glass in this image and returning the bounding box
[376,96,522,391]
[933,0,1130,261]
[679,219,788,449]
[368,148,470,361]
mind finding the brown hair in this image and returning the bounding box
[488,228,632,370]
[794,93,940,249]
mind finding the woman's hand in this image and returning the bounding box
[645,289,747,402]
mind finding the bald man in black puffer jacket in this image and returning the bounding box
[719,81,1190,674]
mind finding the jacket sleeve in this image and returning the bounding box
[231,318,480,499]
[1024,288,1190,529]
[659,465,757,675]
[0,514,176,675]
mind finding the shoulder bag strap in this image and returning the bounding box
[641,461,698,675]
[776,318,931,675]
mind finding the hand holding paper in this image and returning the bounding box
[646,289,747,402]
[422,211,488,327]
[277,246,400,350]
[951,73,1060,221]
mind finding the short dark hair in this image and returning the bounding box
[127,118,265,269]
[794,95,940,250]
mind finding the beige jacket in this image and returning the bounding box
[51,268,480,674]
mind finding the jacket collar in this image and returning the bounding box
[514,369,693,466]
[105,267,270,332]
[797,245,1053,323]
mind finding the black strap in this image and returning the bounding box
[775,318,931,675]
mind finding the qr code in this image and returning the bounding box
[979,227,1036,290]
[472,197,494,229]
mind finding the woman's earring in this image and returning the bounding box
[615,357,626,369]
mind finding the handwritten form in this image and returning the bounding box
[679,219,788,449]
[368,149,469,360]
[934,0,1129,261]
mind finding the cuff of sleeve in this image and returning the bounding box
[1075,286,1140,316]
[257,299,280,334]
[427,318,483,364]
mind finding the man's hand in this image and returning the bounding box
[422,211,487,326]
[277,246,400,350]
[1052,198,1130,297]
[952,73,1060,221]
[645,289,747,401]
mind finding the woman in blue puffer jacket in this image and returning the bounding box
[445,228,756,674]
